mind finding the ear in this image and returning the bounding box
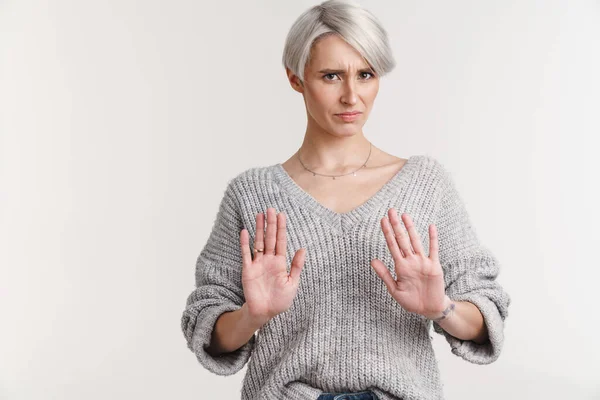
[286,67,304,94]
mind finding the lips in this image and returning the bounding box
[335,111,362,122]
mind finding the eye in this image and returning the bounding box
[360,71,375,80]
[323,73,339,81]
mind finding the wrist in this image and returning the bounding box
[241,303,270,329]
[426,295,456,321]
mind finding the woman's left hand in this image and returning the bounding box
[370,209,448,320]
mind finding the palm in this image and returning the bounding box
[389,255,446,317]
[242,252,299,320]
[239,208,306,323]
[370,209,447,319]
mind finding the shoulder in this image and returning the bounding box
[221,164,280,202]
[412,153,446,171]
[410,154,454,187]
[226,164,278,188]
[231,164,277,182]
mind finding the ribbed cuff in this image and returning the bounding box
[433,292,505,365]
[191,302,256,375]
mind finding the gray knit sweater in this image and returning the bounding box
[181,154,511,400]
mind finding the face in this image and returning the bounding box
[286,33,380,138]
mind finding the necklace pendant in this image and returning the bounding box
[313,172,316,176]
[353,172,357,176]
[332,176,335,180]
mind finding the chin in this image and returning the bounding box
[332,123,364,136]
[327,128,361,138]
[314,117,366,137]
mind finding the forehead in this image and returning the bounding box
[308,34,370,69]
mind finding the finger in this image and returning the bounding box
[388,208,414,256]
[264,208,277,255]
[289,248,306,282]
[275,212,287,257]
[254,212,265,260]
[381,216,404,261]
[429,224,439,263]
[240,228,252,267]
[370,258,397,293]
[401,213,424,256]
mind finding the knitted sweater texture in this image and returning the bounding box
[181,154,511,400]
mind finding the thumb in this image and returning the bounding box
[289,248,306,282]
[370,258,396,293]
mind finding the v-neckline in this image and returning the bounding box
[271,155,420,234]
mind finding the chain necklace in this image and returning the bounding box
[297,142,372,180]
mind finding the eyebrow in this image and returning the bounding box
[317,68,375,74]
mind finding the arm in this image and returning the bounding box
[431,160,511,365]
[429,297,489,344]
[180,180,257,376]
[206,303,267,356]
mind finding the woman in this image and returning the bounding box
[181,1,511,399]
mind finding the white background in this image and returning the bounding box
[1,1,599,399]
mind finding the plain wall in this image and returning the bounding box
[1,0,599,399]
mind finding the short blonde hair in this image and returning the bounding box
[282,0,396,83]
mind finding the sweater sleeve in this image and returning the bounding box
[431,161,511,365]
[180,180,256,375]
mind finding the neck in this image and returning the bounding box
[297,119,373,174]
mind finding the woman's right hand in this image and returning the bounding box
[239,207,307,326]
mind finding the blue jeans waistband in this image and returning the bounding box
[317,390,379,400]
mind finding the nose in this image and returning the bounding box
[340,79,357,106]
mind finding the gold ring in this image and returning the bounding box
[254,248,264,253]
